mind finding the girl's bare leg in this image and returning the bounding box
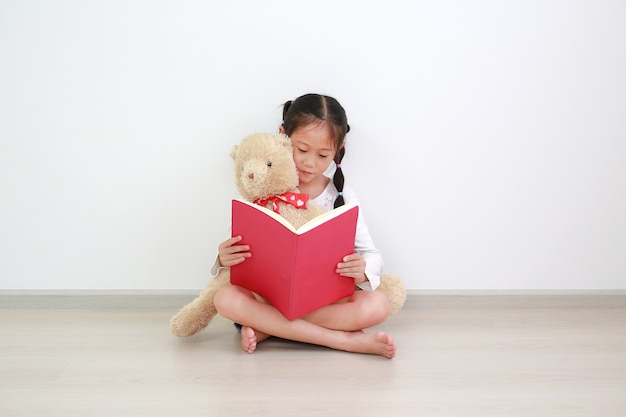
[214,285,396,358]
[301,290,391,331]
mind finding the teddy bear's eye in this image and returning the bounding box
[266,161,272,167]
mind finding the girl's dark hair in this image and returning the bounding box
[282,93,350,208]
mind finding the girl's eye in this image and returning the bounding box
[298,148,307,153]
[319,154,329,158]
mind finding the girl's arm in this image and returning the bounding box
[354,215,383,291]
[344,187,384,291]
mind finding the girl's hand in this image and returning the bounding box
[336,253,368,285]
[218,235,251,267]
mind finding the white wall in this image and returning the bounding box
[1,0,625,290]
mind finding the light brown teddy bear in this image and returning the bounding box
[170,132,406,337]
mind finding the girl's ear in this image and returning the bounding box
[278,125,285,134]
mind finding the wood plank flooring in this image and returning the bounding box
[1,300,625,416]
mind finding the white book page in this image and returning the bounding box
[233,199,358,235]
[296,202,358,234]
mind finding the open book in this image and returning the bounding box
[230,198,359,320]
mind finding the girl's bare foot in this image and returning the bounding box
[374,332,397,359]
[240,326,257,353]
[240,326,270,354]
[347,331,397,359]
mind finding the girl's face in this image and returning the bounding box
[286,123,337,186]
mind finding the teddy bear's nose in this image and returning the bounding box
[247,173,254,180]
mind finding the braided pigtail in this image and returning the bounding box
[333,146,346,208]
[281,100,293,127]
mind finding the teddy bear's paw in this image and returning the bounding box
[169,304,217,337]
[378,274,407,315]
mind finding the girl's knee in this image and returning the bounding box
[214,285,258,319]
[371,291,392,323]
[213,285,241,317]
[356,291,391,327]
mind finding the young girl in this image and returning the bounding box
[213,94,396,359]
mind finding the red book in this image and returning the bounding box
[230,199,358,320]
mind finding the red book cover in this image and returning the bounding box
[230,199,358,320]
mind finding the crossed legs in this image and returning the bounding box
[213,285,396,359]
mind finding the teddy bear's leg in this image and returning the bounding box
[376,274,407,315]
[170,270,230,337]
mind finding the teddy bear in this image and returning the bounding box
[170,132,406,337]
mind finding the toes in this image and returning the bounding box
[240,326,258,354]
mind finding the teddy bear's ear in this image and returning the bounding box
[277,133,292,149]
[230,145,238,160]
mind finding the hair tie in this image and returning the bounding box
[337,191,344,196]
[336,164,342,168]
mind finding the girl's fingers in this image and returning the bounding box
[219,236,251,267]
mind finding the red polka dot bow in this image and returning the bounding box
[253,191,309,214]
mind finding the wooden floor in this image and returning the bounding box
[1,300,625,417]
